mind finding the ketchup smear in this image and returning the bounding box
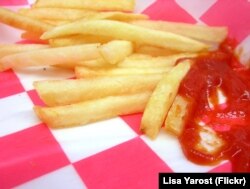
[178,39,250,172]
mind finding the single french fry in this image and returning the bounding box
[135,45,179,57]
[49,35,113,47]
[34,75,163,106]
[41,20,209,52]
[18,7,96,21]
[164,95,190,136]
[75,66,171,78]
[0,44,48,59]
[34,0,135,12]
[55,58,109,69]
[130,20,228,43]
[34,92,150,128]
[118,53,197,68]
[99,40,133,64]
[0,7,52,33]
[140,60,192,139]
[0,44,101,71]
[83,11,148,21]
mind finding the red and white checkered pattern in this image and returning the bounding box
[1,0,250,188]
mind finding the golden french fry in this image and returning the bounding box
[164,95,190,136]
[34,0,135,12]
[34,75,163,106]
[75,66,171,78]
[140,60,191,139]
[99,40,133,64]
[34,92,150,128]
[0,44,101,71]
[41,20,209,52]
[118,53,197,68]
[0,7,52,33]
[49,35,113,47]
[130,20,228,43]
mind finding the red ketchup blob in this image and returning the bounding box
[178,39,250,172]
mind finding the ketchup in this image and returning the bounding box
[178,39,250,172]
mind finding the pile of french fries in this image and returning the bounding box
[0,0,228,154]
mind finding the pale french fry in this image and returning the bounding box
[0,44,48,59]
[140,60,192,139]
[164,95,190,136]
[34,75,163,106]
[41,20,209,52]
[82,11,148,21]
[75,66,171,78]
[130,20,228,43]
[135,45,179,57]
[0,44,101,71]
[0,7,52,33]
[41,19,69,26]
[34,0,135,12]
[118,53,197,68]
[18,7,96,21]
[34,92,150,128]
[99,40,133,64]
[49,35,113,47]
[19,8,148,22]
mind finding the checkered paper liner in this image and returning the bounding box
[1,0,250,188]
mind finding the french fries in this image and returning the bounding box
[41,20,209,52]
[130,20,228,43]
[0,0,231,164]
[33,0,135,12]
[0,44,101,70]
[0,7,52,33]
[34,75,162,106]
[140,60,191,139]
[34,92,150,128]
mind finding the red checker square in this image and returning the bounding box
[27,89,45,106]
[200,0,250,42]
[74,137,172,189]
[0,70,25,99]
[0,0,28,6]
[120,113,143,135]
[0,124,70,189]
[143,0,196,23]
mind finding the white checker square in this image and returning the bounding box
[0,92,40,137]
[135,0,156,13]
[15,165,87,189]
[176,0,217,20]
[15,67,74,91]
[51,117,137,163]
[141,131,217,172]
